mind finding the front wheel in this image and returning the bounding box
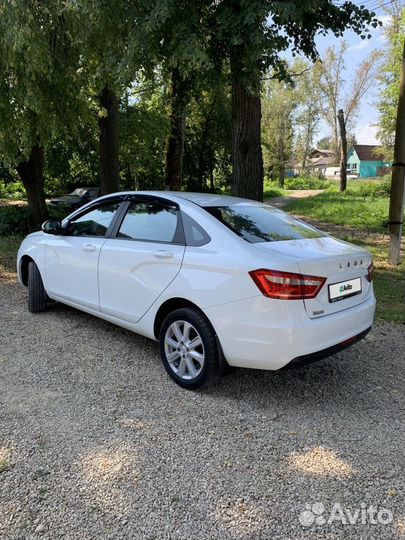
[159,307,219,390]
[28,261,48,313]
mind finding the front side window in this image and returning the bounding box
[66,202,120,237]
[118,201,179,243]
[205,205,325,243]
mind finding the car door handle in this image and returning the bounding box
[82,243,97,252]
[152,250,173,259]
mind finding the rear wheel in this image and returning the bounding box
[28,261,48,313]
[159,307,219,390]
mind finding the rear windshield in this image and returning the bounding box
[205,205,325,243]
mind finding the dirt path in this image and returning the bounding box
[266,189,323,208]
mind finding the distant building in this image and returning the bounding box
[305,155,333,177]
[308,149,333,161]
[286,149,334,177]
[347,145,391,178]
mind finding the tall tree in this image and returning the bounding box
[165,70,190,190]
[262,77,298,186]
[0,1,89,228]
[72,0,134,195]
[129,1,212,191]
[318,43,382,189]
[213,0,379,200]
[388,38,405,266]
[293,61,322,169]
[377,6,405,159]
[98,87,120,194]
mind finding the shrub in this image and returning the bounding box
[347,178,391,198]
[0,205,68,236]
[263,179,284,198]
[0,206,30,235]
[284,176,335,190]
[0,180,26,200]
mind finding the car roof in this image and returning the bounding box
[101,191,264,208]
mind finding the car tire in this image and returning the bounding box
[159,307,219,390]
[28,261,48,313]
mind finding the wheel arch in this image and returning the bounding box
[153,297,232,376]
[19,254,35,286]
[153,297,208,340]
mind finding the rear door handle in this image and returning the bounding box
[152,250,173,259]
[82,243,97,252]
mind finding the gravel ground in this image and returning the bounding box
[1,275,405,540]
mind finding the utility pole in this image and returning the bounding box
[337,109,347,192]
[388,40,405,266]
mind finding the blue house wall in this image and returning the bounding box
[347,147,391,178]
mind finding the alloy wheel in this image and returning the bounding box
[164,320,205,380]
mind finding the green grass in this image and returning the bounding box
[284,177,336,190]
[341,237,405,324]
[263,179,284,199]
[0,235,23,274]
[284,189,389,232]
[282,180,404,323]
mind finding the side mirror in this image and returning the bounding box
[42,220,62,235]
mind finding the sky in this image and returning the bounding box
[299,2,395,146]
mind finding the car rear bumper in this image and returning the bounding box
[285,326,371,369]
[204,292,376,370]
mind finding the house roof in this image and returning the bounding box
[352,145,385,162]
[307,156,333,167]
[308,148,333,157]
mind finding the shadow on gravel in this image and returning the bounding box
[2,285,404,540]
[44,302,389,416]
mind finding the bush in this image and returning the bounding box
[263,179,284,198]
[284,176,335,190]
[0,180,26,200]
[0,206,30,235]
[347,178,391,198]
[0,205,68,236]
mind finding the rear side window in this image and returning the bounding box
[181,212,211,246]
[205,205,324,243]
[118,201,179,243]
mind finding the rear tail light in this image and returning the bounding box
[366,262,374,282]
[249,269,326,300]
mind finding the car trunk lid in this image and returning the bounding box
[253,236,372,318]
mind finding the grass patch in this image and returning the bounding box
[282,178,404,323]
[263,180,284,199]
[340,236,405,324]
[284,190,389,232]
[284,177,335,190]
[0,235,23,274]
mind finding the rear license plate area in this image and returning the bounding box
[328,277,362,303]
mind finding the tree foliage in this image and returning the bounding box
[0,0,382,224]
[377,7,405,159]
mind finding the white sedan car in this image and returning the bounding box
[17,192,376,389]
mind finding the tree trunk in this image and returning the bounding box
[16,145,48,231]
[230,48,264,201]
[209,148,215,192]
[278,137,285,188]
[197,95,216,191]
[388,40,405,265]
[98,86,120,195]
[165,70,189,191]
[337,109,348,192]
